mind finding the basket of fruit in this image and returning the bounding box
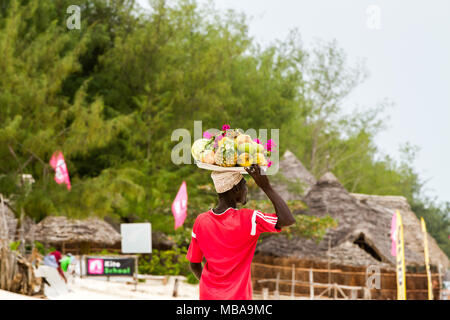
[191,125,274,174]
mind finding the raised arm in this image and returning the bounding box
[245,164,296,229]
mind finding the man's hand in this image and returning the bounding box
[244,164,270,190]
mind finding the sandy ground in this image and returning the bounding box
[0,279,341,300]
[0,289,40,300]
[0,274,199,300]
[61,275,200,300]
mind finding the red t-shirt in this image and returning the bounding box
[186,208,281,300]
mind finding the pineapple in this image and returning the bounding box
[214,147,237,167]
[214,138,237,167]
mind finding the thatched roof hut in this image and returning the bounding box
[256,172,449,270]
[26,216,121,248]
[253,163,448,299]
[252,150,317,201]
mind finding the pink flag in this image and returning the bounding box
[390,211,397,256]
[49,151,71,190]
[171,181,188,229]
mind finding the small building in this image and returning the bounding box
[26,216,122,254]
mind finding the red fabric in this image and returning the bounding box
[186,208,281,300]
[49,251,66,281]
[49,251,62,266]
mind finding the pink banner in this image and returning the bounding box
[49,151,71,190]
[390,211,397,256]
[171,181,188,230]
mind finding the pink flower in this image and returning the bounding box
[222,124,230,132]
[253,138,260,144]
[268,160,273,168]
[203,131,212,139]
[265,139,277,152]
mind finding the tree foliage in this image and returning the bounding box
[0,0,447,256]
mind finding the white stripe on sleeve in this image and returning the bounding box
[251,211,278,235]
[251,211,257,236]
[255,210,277,220]
[256,212,277,224]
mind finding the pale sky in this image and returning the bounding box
[137,0,450,204]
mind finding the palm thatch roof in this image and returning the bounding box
[252,150,317,201]
[256,172,449,269]
[26,216,121,245]
[351,193,449,269]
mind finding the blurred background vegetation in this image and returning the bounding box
[0,0,448,257]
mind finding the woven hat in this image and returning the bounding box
[211,171,244,193]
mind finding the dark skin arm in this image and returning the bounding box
[245,164,296,229]
[190,261,203,281]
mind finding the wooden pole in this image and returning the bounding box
[291,264,295,300]
[274,272,280,300]
[351,288,358,299]
[133,255,138,291]
[262,288,269,300]
[328,237,331,297]
[309,268,314,300]
[135,255,138,279]
[172,277,179,298]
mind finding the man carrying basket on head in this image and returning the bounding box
[186,164,295,300]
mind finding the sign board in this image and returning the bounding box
[86,257,135,276]
[121,223,152,254]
